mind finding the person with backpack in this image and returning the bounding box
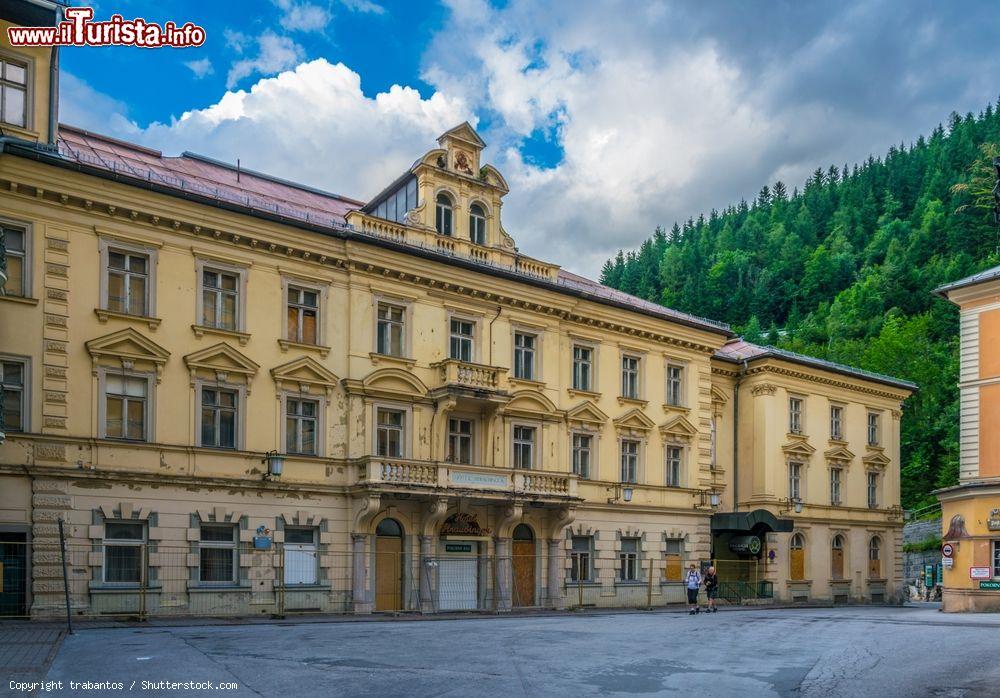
[685,564,702,614]
[704,566,719,613]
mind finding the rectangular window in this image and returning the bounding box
[450,319,475,362]
[106,250,149,316]
[572,345,593,392]
[867,412,880,446]
[572,433,592,478]
[285,398,318,456]
[621,355,640,399]
[199,524,237,584]
[448,418,473,464]
[789,397,803,434]
[620,439,639,483]
[789,462,802,500]
[830,405,844,440]
[867,471,879,509]
[993,541,1000,579]
[513,425,535,469]
[1,359,25,432]
[570,536,592,582]
[666,364,684,406]
[710,417,717,469]
[830,467,842,506]
[287,286,319,345]
[2,225,26,297]
[665,446,682,487]
[103,521,145,584]
[664,539,683,582]
[376,302,405,357]
[201,269,239,330]
[105,374,147,441]
[200,388,238,449]
[376,408,404,458]
[0,57,28,128]
[513,332,537,380]
[619,537,640,581]
[284,527,318,585]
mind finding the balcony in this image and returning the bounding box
[430,359,509,397]
[355,457,579,501]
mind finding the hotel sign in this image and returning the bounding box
[978,580,1000,590]
[440,512,492,537]
[987,509,1000,531]
[450,470,510,489]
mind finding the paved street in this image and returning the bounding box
[19,606,1000,697]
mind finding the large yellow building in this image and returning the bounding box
[935,264,1000,612]
[0,2,914,617]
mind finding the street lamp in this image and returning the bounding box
[263,450,284,480]
[780,497,803,514]
[607,483,634,504]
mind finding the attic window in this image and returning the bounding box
[435,193,453,236]
[469,203,486,245]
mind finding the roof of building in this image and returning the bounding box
[714,339,917,392]
[933,264,1000,298]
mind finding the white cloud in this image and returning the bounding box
[59,72,140,136]
[64,60,470,202]
[227,31,306,88]
[273,0,332,33]
[340,0,386,14]
[184,58,214,79]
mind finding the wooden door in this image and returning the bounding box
[375,536,402,611]
[831,547,844,580]
[512,540,535,607]
[868,557,881,580]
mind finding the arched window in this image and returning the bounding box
[512,524,534,540]
[469,203,486,245]
[868,536,881,579]
[435,193,453,236]
[790,533,805,581]
[831,534,845,580]
[376,518,403,537]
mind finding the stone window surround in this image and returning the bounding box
[570,339,599,393]
[0,353,30,433]
[617,435,645,484]
[96,364,157,442]
[662,439,686,488]
[193,377,248,451]
[0,49,34,132]
[511,323,544,383]
[445,308,483,363]
[569,427,600,479]
[279,388,326,458]
[88,502,161,589]
[371,292,414,359]
[193,255,250,336]
[614,529,648,583]
[279,273,329,349]
[466,196,493,245]
[445,410,479,465]
[618,348,645,400]
[660,531,690,584]
[0,215,33,299]
[187,509,250,588]
[663,356,688,407]
[372,399,413,459]
[274,512,334,586]
[97,233,160,320]
[510,419,541,469]
[565,526,596,584]
[788,393,806,435]
[788,458,807,501]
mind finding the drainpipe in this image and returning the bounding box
[48,44,59,146]
[488,305,502,467]
[732,358,748,512]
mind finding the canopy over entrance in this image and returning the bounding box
[711,509,794,533]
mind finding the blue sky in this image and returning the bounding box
[59,0,1000,278]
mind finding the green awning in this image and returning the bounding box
[711,509,794,533]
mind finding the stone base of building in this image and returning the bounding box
[941,589,1000,613]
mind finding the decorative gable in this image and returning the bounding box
[566,401,609,429]
[825,445,856,465]
[86,328,170,381]
[271,356,339,401]
[184,343,259,386]
[613,408,656,435]
[863,450,891,470]
[660,415,698,443]
[438,121,486,175]
[781,436,816,461]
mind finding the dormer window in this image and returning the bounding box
[469,203,486,245]
[1,56,28,128]
[435,193,453,236]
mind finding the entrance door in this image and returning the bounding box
[512,524,535,607]
[374,519,403,612]
[0,533,27,617]
[831,535,844,580]
[439,542,478,610]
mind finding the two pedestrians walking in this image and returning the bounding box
[686,564,720,615]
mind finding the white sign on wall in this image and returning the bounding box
[970,567,991,580]
[450,470,510,488]
[942,557,954,570]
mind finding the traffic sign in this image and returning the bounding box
[942,543,954,558]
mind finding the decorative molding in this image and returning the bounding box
[750,383,778,397]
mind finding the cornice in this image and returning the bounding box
[743,364,908,401]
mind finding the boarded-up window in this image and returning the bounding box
[790,533,805,581]
[831,535,845,580]
[664,539,683,581]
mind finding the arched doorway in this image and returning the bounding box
[512,524,535,607]
[831,535,845,580]
[789,533,806,581]
[374,518,403,611]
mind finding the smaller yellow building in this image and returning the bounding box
[935,265,1000,612]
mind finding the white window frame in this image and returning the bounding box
[194,258,249,333]
[435,192,454,236]
[0,355,29,433]
[620,438,641,484]
[867,471,879,509]
[195,380,246,450]
[570,535,593,582]
[468,201,487,245]
[283,526,319,585]
[282,393,322,457]
[374,404,408,458]
[448,315,477,363]
[97,367,155,442]
[511,423,537,469]
[198,523,238,586]
[571,431,594,478]
[0,217,32,298]
[99,237,158,318]
[618,537,640,582]
[447,415,475,464]
[373,296,410,358]
[281,277,326,346]
[0,51,32,130]
[621,353,641,399]
[665,444,683,487]
[830,466,843,506]
[572,343,595,392]
[789,461,803,500]
[513,330,539,381]
[830,404,844,441]
[102,520,147,585]
[789,396,804,434]
[665,362,685,407]
[867,411,881,446]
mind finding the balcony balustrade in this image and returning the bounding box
[431,358,507,392]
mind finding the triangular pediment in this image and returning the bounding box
[613,408,656,432]
[271,356,339,389]
[863,450,891,469]
[362,367,428,399]
[86,328,170,364]
[781,438,816,458]
[824,445,856,463]
[660,415,698,439]
[566,401,609,426]
[438,121,486,149]
[184,343,259,376]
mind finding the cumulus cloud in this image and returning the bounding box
[273,0,332,33]
[226,31,306,88]
[184,58,214,79]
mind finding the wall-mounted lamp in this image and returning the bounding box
[699,490,721,508]
[780,497,803,514]
[263,450,284,480]
[607,483,634,504]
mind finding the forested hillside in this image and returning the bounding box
[599,105,1000,509]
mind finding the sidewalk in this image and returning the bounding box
[0,623,66,685]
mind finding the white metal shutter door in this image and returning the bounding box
[438,557,478,610]
[285,544,317,585]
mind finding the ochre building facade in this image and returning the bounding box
[0,2,914,617]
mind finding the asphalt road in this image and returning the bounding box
[31,605,1000,697]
